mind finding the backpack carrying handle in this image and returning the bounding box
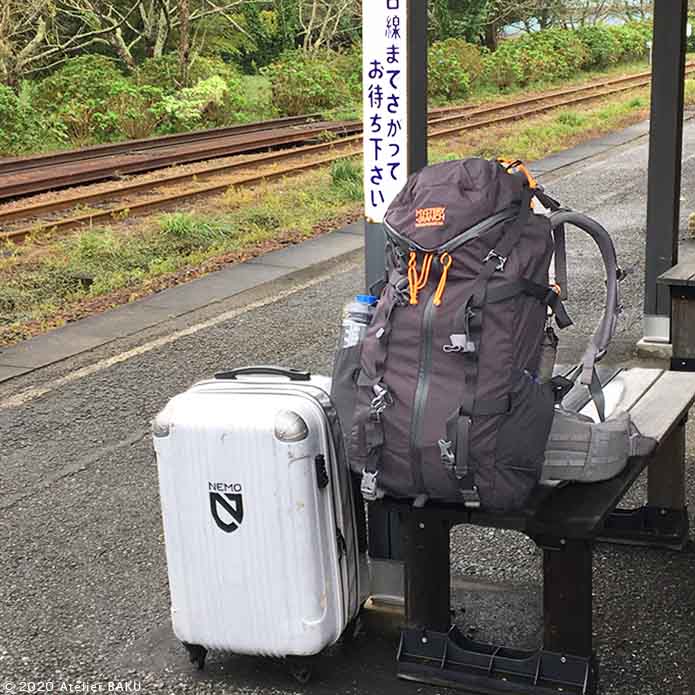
[549,211,622,386]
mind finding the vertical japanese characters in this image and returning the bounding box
[363,0,408,224]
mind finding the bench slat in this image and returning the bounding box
[629,370,695,441]
[560,365,621,413]
[578,368,662,422]
[657,260,695,286]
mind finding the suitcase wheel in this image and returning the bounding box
[287,658,313,685]
[182,642,207,671]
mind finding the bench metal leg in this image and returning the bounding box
[599,419,689,550]
[400,511,451,632]
[543,539,593,658]
[397,529,597,694]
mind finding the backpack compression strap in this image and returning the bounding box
[548,211,624,421]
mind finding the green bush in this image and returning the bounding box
[577,25,622,68]
[482,50,524,90]
[262,50,350,116]
[0,84,54,154]
[429,43,471,100]
[102,83,167,140]
[34,56,126,111]
[429,39,484,100]
[484,28,588,89]
[609,21,652,62]
[134,54,241,91]
[158,75,247,131]
[517,29,588,82]
[333,46,363,102]
[34,56,130,144]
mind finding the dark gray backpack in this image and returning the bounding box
[333,157,624,513]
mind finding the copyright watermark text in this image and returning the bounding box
[3,683,141,694]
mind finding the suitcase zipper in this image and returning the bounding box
[336,528,347,559]
[409,291,436,493]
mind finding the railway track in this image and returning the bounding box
[0,114,325,176]
[0,118,362,200]
[1,65,688,244]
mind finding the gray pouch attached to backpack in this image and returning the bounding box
[541,408,651,484]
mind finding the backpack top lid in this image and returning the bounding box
[384,158,526,249]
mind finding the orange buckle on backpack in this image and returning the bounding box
[498,158,538,190]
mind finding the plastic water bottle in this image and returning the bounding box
[341,295,378,348]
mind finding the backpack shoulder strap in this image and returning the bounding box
[548,210,624,420]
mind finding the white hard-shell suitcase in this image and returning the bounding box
[152,366,364,677]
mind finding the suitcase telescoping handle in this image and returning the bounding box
[215,366,312,382]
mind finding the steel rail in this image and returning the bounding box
[1,148,362,243]
[0,120,362,201]
[0,113,325,175]
[0,67,672,242]
[0,137,364,225]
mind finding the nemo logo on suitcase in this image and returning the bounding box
[209,492,244,533]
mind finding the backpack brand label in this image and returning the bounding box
[416,207,446,227]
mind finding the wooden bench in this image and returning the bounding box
[375,366,695,695]
[659,259,695,371]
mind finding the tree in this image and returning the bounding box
[0,0,138,87]
[297,0,359,51]
[0,0,260,88]
[179,0,190,83]
[619,0,652,22]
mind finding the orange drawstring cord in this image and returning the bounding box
[408,252,434,305]
[408,251,419,305]
[416,253,433,290]
[433,252,453,306]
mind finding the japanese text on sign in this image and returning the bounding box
[363,0,408,223]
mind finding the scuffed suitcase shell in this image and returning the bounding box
[152,373,361,658]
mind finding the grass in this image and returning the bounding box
[430,90,652,164]
[685,77,695,106]
[238,75,276,122]
[320,60,655,124]
[0,167,363,344]
[0,68,686,347]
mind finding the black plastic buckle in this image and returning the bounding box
[460,486,481,510]
[443,334,476,354]
[394,277,411,306]
[484,250,507,272]
[370,384,394,421]
[361,470,384,502]
[550,375,574,403]
[438,439,455,468]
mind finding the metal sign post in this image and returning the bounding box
[642,1,687,344]
[362,0,428,601]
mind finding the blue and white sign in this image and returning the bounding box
[363,0,408,223]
